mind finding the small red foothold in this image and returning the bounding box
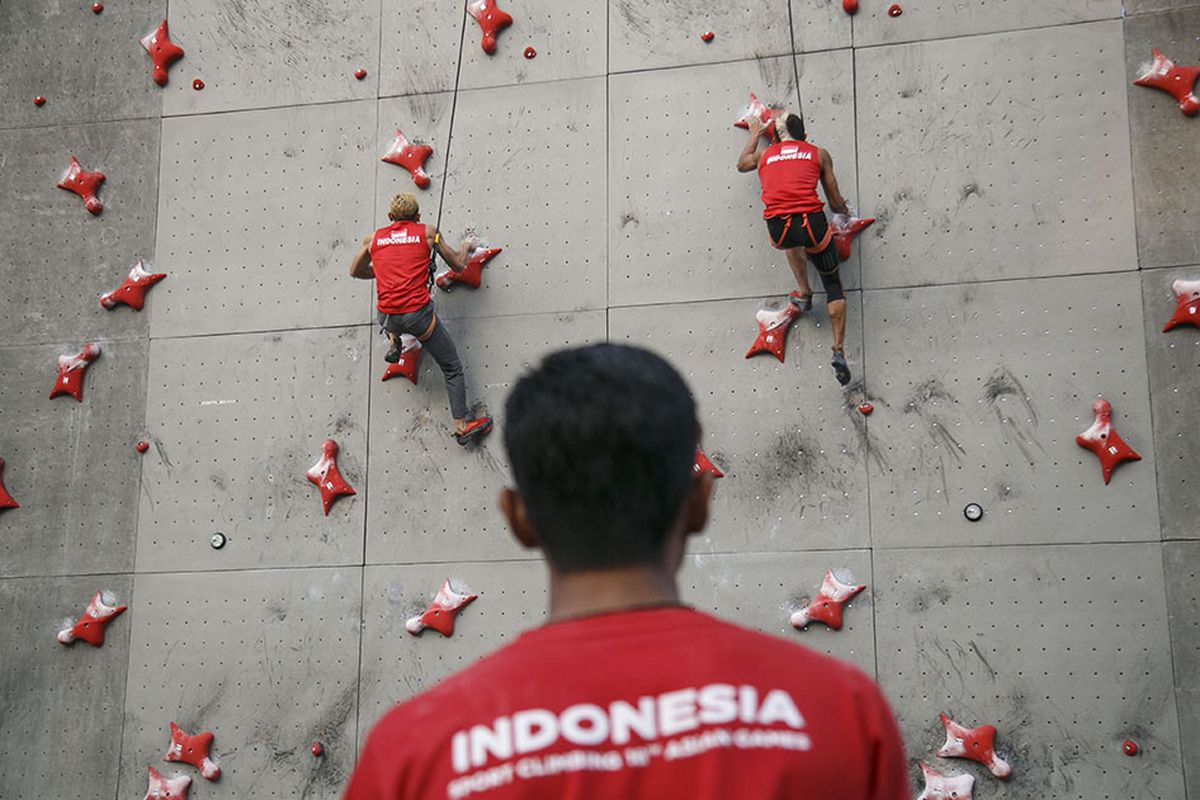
[1134,48,1200,116]
[92,2,104,12]
[49,342,102,402]
[136,441,150,453]
[0,457,19,510]
[165,722,221,780]
[380,128,434,190]
[144,766,191,800]
[700,31,715,43]
[33,96,47,107]
[694,446,724,479]
[141,20,184,87]
[936,713,1012,779]
[312,741,324,757]
[858,403,874,416]
[842,0,859,14]
[436,245,502,291]
[57,590,126,646]
[523,46,537,59]
[381,335,423,384]
[917,762,975,800]
[406,579,478,637]
[306,439,356,515]
[101,259,167,311]
[745,302,803,362]
[1122,739,1139,756]
[1163,278,1200,332]
[831,214,875,262]
[355,68,368,80]
[888,3,903,16]
[467,0,512,55]
[734,92,783,139]
[57,156,106,215]
[790,570,866,631]
[192,78,204,90]
[1076,399,1141,485]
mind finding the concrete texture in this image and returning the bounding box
[852,0,1121,47]
[1165,541,1200,800]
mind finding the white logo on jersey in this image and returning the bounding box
[376,228,422,246]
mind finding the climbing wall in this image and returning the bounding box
[2,1,1199,798]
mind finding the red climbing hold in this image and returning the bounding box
[790,570,866,631]
[143,766,191,800]
[57,590,126,647]
[136,441,150,453]
[0,457,19,510]
[917,763,974,800]
[100,259,167,311]
[305,439,356,515]
[745,302,803,362]
[467,0,512,55]
[33,96,46,107]
[694,446,724,479]
[381,128,434,190]
[831,214,875,262]
[49,342,101,402]
[734,92,783,139]
[888,4,903,16]
[700,31,715,43]
[191,78,204,91]
[1163,278,1200,332]
[141,20,184,87]
[858,403,874,416]
[92,3,104,13]
[436,246,502,291]
[523,46,537,59]
[936,713,1012,779]
[355,68,368,79]
[164,722,220,780]
[1134,48,1200,116]
[842,0,859,14]
[1076,399,1141,485]
[57,156,106,215]
[381,335,424,384]
[1123,739,1139,756]
[406,579,478,637]
[312,741,324,757]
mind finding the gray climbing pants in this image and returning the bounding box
[379,302,469,420]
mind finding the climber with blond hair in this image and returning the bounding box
[349,192,492,445]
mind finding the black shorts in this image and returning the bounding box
[765,211,839,275]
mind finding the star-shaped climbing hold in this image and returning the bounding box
[381,128,434,189]
[467,0,512,55]
[57,156,106,216]
[406,579,478,637]
[141,20,184,87]
[745,302,803,362]
[831,214,875,262]
[57,590,127,647]
[164,722,220,780]
[917,762,974,800]
[1163,278,1200,332]
[734,92,783,139]
[144,766,191,800]
[49,342,102,402]
[305,439,356,515]
[100,259,167,311]
[381,334,424,384]
[1133,48,1200,116]
[436,246,502,291]
[0,457,18,510]
[789,570,866,631]
[694,446,724,478]
[1076,398,1141,485]
[936,713,1012,779]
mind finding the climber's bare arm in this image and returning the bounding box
[737,118,766,173]
[349,234,374,279]
[819,148,850,215]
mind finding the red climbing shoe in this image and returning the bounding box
[788,290,813,313]
[455,417,493,446]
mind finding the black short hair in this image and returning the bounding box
[785,113,806,141]
[503,344,698,573]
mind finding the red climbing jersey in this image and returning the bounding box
[344,607,910,800]
[758,140,825,219]
[370,221,432,314]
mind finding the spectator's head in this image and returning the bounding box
[501,344,711,574]
[388,192,420,221]
[775,113,806,142]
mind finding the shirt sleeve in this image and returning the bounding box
[343,720,406,800]
[855,674,911,800]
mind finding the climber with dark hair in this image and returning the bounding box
[349,192,492,445]
[738,112,854,386]
[345,343,909,800]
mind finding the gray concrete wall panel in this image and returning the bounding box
[863,274,1159,548]
[1164,541,1200,800]
[0,338,147,578]
[609,0,795,74]
[375,93,455,228]
[136,327,369,573]
[161,0,380,116]
[0,1,165,130]
[379,0,464,98]
[358,561,546,738]
[435,78,606,318]
[365,310,606,566]
[856,22,1137,289]
[149,102,376,338]
[876,544,1184,798]
[852,0,1121,47]
[458,0,606,90]
[790,0,854,54]
[0,120,161,345]
[1143,266,1200,540]
[117,567,362,798]
[0,574,133,800]
[610,298,871,554]
[1126,0,1200,14]
[1125,7,1200,269]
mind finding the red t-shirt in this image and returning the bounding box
[758,140,825,219]
[344,607,910,800]
[370,221,432,314]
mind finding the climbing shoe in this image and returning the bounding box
[384,340,402,363]
[831,349,851,386]
[788,290,813,313]
[455,416,493,446]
